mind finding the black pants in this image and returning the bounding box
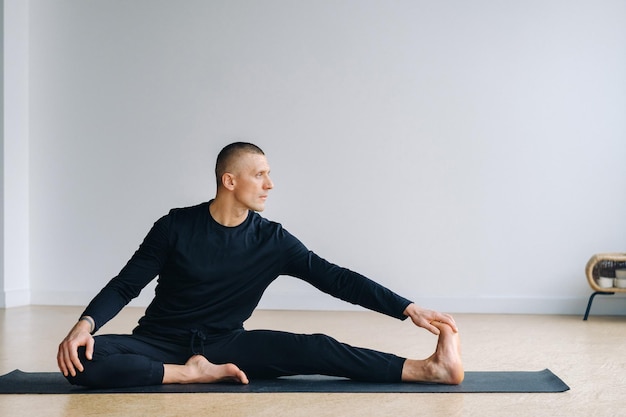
[66,329,406,388]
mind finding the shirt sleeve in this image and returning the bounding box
[281,233,413,320]
[80,214,171,333]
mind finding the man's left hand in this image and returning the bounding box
[403,303,458,335]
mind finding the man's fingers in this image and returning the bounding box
[85,337,95,361]
[429,312,457,333]
[441,315,458,333]
[57,338,87,378]
[57,347,68,377]
[430,318,459,336]
[69,345,84,374]
[58,346,77,377]
[425,322,441,335]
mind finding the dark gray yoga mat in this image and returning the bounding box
[0,369,568,394]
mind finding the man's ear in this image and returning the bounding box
[222,173,236,191]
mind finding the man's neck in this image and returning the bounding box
[209,198,249,227]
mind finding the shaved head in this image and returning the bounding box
[215,142,265,189]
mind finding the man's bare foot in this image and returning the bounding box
[401,321,464,385]
[163,355,249,385]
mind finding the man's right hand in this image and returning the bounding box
[57,318,95,377]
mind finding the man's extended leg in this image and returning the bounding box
[201,329,406,382]
[167,322,463,385]
[200,325,463,384]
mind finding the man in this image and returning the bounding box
[57,142,464,388]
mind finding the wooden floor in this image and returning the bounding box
[1,306,624,417]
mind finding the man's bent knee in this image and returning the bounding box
[64,346,99,387]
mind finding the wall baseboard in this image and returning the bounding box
[258,291,626,316]
[0,289,31,308]
[24,289,626,316]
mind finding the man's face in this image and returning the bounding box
[230,153,274,212]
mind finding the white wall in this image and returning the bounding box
[22,0,626,314]
[1,0,30,308]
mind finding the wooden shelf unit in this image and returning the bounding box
[583,253,626,320]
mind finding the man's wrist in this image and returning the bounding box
[78,316,95,334]
[403,302,416,317]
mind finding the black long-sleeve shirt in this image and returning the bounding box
[82,201,412,342]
